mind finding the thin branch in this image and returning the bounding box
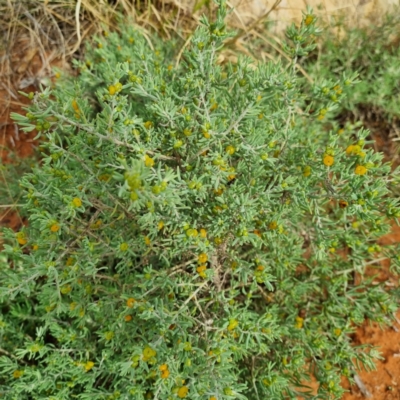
[224,0,282,47]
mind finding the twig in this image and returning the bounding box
[0,347,28,364]
[175,34,192,69]
[353,374,372,398]
[224,0,282,47]
[172,281,209,323]
[75,0,82,45]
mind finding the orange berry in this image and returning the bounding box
[17,236,27,245]
[339,200,348,208]
[161,369,170,379]
[72,99,79,111]
[126,298,136,308]
[196,265,207,273]
[50,223,60,232]
[125,315,132,322]
[304,14,314,26]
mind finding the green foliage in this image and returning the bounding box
[1,3,400,399]
[303,12,400,121]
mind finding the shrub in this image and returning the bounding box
[2,2,400,399]
[302,12,400,127]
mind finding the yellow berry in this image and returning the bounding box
[227,319,238,331]
[158,221,165,230]
[72,197,82,207]
[84,361,94,371]
[177,386,189,398]
[144,121,153,130]
[108,85,116,95]
[143,346,157,359]
[225,145,235,155]
[161,369,170,379]
[214,237,222,245]
[198,253,208,263]
[354,165,367,175]
[159,364,168,371]
[61,285,72,294]
[144,154,155,167]
[323,154,334,167]
[120,242,129,251]
[352,221,359,229]
[303,165,311,177]
[186,228,198,237]
[13,370,23,379]
[295,316,304,328]
[268,221,278,230]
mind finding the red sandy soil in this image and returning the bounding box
[1,37,400,400]
[0,36,67,230]
[341,225,400,400]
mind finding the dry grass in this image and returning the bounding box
[0,0,290,132]
[0,0,210,117]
